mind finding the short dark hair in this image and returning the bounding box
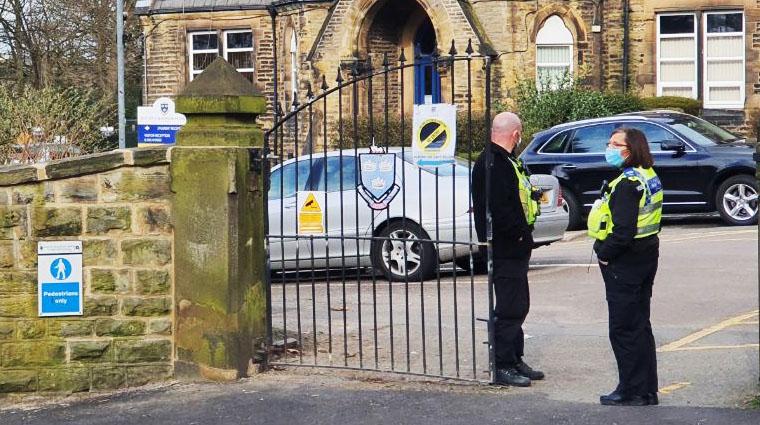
[611,127,654,168]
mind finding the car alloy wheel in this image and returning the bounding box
[381,229,422,277]
[722,182,758,222]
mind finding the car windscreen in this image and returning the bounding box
[668,116,739,146]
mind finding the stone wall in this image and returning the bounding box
[0,148,174,397]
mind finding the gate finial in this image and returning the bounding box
[398,50,406,63]
[336,67,344,84]
[465,39,474,56]
[320,75,328,91]
[382,53,389,68]
[449,40,457,56]
[306,82,314,100]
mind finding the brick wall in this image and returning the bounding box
[0,148,174,396]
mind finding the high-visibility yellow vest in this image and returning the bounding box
[587,167,663,241]
[508,156,540,226]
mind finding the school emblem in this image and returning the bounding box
[358,153,400,210]
[160,103,169,114]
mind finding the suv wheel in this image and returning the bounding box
[716,175,758,225]
[562,187,584,230]
[371,221,436,281]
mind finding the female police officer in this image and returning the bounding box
[587,127,663,406]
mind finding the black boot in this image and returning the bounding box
[515,361,544,380]
[600,391,649,406]
[647,393,659,405]
[494,368,531,387]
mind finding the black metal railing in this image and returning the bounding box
[263,40,496,382]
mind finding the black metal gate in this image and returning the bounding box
[264,41,497,382]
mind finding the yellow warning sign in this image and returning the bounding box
[297,191,325,234]
[301,193,322,212]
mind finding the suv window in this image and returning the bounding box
[542,131,571,153]
[623,122,679,151]
[269,160,313,200]
[570,124,616,153]
[313,156,357,192]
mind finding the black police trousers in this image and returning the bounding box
[492,254,531,368]
[600,256,658,397]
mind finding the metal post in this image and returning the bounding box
[484,55,495,384]
[116,0,126,149]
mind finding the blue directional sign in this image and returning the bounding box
[38,241,83,317]
[137,125,181,144]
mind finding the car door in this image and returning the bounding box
[268,159,314,269]
[622,121,707,211]
[563,123,620,208]
[311,155,374,269]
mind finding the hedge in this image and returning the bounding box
[640,96,702,116]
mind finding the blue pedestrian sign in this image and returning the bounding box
[38,241,83,317]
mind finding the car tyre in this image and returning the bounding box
[371,221,436,282]
[715,175,759,226]
[562,187,585,230]
[455,255,487,275]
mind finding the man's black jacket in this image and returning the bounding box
[472,143,533,259]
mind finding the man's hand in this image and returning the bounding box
[598,259,609,266]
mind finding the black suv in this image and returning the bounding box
[520,111,757,228]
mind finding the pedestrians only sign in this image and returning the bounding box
[37,241,83,317]
[297,191,326,235]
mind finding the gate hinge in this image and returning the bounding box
[249,147,264,172]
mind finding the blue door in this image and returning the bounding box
[414,21,441,105]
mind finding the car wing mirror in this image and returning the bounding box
[661,139,686,153]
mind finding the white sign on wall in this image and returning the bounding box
[38,241,83,317]
[137,97,187,146]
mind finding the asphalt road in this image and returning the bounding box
[1,217,757,425]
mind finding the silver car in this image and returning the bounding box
[268,148,568,280]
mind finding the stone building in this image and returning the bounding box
[136,0,760,140]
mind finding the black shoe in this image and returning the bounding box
[494,368,531,387]
[600,391,649,406]
[515,361,544,380]
[647,393,659,405]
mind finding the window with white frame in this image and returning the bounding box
[535,15,574,90]
[703,11,744,108]
[189,31,219,81]
[657,11,745,109]
[657,13,697,99]
[290,31,298,98]
[224,30,254,82]
[188,30,254,82]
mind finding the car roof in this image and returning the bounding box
[535,110,694,136]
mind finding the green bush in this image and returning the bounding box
[0,85,114,164]
[640,96,702,116]
[514,76,642,142]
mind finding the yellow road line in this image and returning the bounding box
[657,310,759,353]
[739,321,759,325]
[663,344,759,352]
[659,382,691,394]
[660,230,756,244]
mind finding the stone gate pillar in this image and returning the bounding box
[170,58,267,380]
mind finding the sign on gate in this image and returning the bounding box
[412,103,457,167]
[358,152,399,210]
[137,97,187,147]
[297,191,326,234]
[37,241,83,317]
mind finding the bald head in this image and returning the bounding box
[491,112,522,153]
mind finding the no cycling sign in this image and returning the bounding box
[412,103,457,167]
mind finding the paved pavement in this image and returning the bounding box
[1,373,758,425]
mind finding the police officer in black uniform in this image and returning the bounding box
[472,112,544,387]
[590,127,662,406]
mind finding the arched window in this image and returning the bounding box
[290,31,298,99]
[536,15,574,89]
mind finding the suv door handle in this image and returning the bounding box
[560,164,577,170]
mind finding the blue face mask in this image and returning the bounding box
[605,148,626,168]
